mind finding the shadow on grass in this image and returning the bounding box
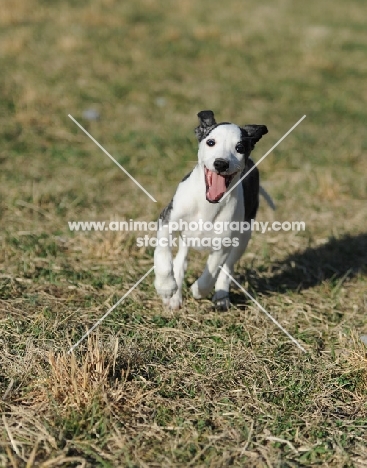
[235,233,367,299]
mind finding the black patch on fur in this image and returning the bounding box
[240,125,268,153]
[159,200,173,224]
[195,114,233,142]
[241,158,260,222]
[195,110,217,142]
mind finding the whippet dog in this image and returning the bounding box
[154,110,269,310]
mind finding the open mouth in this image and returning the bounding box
[204,166,237,203]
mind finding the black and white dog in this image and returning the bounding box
[154,110,269,310]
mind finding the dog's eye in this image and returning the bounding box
[206,139,216,147]
[235,142,245,154]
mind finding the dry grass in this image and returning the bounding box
[1,0,367,466]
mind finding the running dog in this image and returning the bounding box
[154,110,269,310]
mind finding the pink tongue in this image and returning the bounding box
[207,171,227,202]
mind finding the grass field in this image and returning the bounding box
[1,0,367,466]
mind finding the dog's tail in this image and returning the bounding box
[259,185,276,210]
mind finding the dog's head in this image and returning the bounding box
[195,110,268,203]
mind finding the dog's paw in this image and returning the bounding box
[190,281,211,300]
[213,297,231,311]
[212,291,231,311]
[168,295,182,310]
[162,294,182,310]
[154,276,177,299]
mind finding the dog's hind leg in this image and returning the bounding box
[190,248,231,301]
[168,236,189,310]
[212,231,251,310]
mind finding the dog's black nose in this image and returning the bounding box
[213,158,229,173]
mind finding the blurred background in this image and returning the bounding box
[1,0,366,227]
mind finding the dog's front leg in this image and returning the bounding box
[168,236,189,310]
[212,230,252,310]
[190,248,231,300]
[154,224,177,303]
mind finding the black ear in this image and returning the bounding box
[241,125,268,150]
[195,110,217,142]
